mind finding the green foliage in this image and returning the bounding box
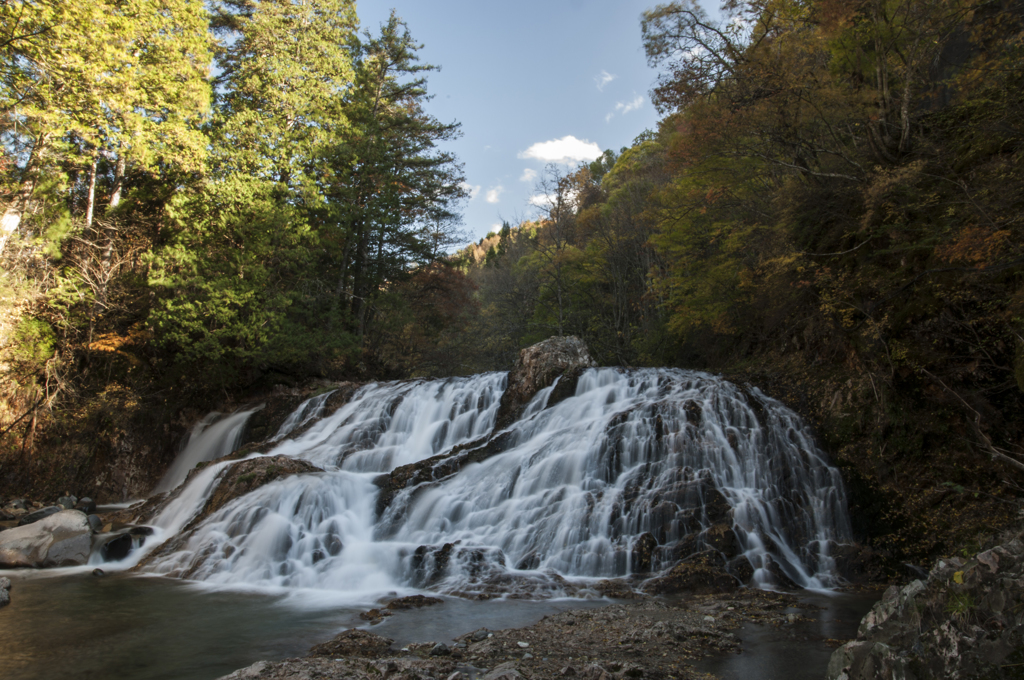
[11,317,56,368]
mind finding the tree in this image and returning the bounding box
[323,12,466,340]
[0,0,211,255]
[147,0,360,386]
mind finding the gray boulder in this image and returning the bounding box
[17,505,63,526]
[0,509,94,568]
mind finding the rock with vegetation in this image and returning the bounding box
[642,550,740,595]
[827,529,1024,680]
[0,509,94,568]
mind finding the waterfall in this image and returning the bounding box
[141,369,851,600]
[153,407,261,494]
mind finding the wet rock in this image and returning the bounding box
[430,642,450,656]
[386,594,444,609]
[56,495,78,510]
[374,431,517,519]
[410,542,510,590]
[495,336,597,430]
[87,514,103,533]
[630,533,658,573]
[188,455,323,530]
[0,575,10,607]
[412,542,457,584]
[16,505,63,526]
[471,629,491,642]
[0,509,93,567]
[101,533,135,562]
[74,497,97,514]
[358,608,393,624]
[642,550,739,595]
[92,568,105,577]
[308,629,394,658]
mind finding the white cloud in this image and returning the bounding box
[606,95,645,123]
[616,95,645,115]
[486,186,504,204]
[529,193,557,208]
[520,168,538,183]
[519,136,602,164]
[595,70,616,91]
[460,182,481,200]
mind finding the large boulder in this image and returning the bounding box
[0,509,94,568]
[826,533,1024,680]
[495,336,597,429]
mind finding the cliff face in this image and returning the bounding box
[827,527,1024,680]
[0,382,349,503]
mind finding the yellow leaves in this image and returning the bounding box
[953,571,964,584]
[935,227,1013,268]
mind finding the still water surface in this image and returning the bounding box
[0,571,878,680]
[0,572,609,680]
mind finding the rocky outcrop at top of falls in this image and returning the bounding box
[827,527,1024,680]
[495,335,597,430]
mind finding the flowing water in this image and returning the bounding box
[153,407,263,494]
[139,368,851,600]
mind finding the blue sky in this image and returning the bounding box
[356,0,664,243]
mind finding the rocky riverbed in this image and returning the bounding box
[220,589,836,680]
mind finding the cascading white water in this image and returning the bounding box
[269,391,335,443]
[153,407,262,494]
[141,369,851,601]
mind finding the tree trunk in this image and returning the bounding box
[85,157,98,230]
[109,153,126,209]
